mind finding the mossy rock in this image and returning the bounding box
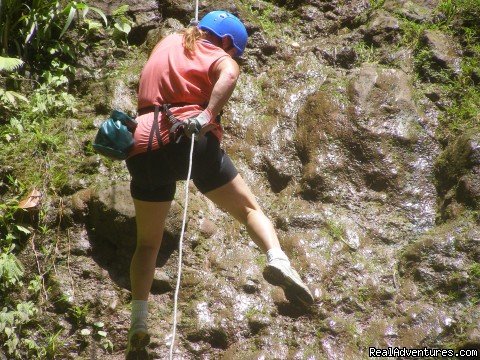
[295,85,350,163]
[399,215,480,297]
[434,129,480,210]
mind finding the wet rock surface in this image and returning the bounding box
[31,0,480,358]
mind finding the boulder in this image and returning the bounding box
[364,10,401,46]
[320,46,358,69]
[420,29,462,75]
[348,65,420,142]
[88,181,136,251]
[385,0,433,23]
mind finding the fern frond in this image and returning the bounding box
[0,56,24,72]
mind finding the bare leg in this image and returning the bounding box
[204,174,280,252]
[126,199,171,358]
[127,199,171,357]
[130,199,171,300]
[205,174,314,305]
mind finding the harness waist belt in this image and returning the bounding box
[138,103,203,116]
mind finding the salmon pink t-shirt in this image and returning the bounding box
[129,33,229,157]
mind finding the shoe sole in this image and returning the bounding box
[263,265,314,306]
[126,332,150,360]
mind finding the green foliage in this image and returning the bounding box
[468,262,480,279]
[436,0,457,24]
[399,0,480,137]
[0,89,29,109]
[449,0,480,33]
[0,245,24,290]
[400,20,437,49]
[237,0,277,36]
[326,220,346,243]
[1,76,77,145]
[0,2,132,358]
[60,2,108,39]
[93,321,114,352]
[0,56,24,71]
[27,275,43,296]
[0,177,66,359]
[252,3,277,36]
[413,48,452,83]
[32,326,64,358]
[0,1,107,67]
[0,199,27,249]
[0,302,38,357]
[237,0,297,38]
[441,82,480,133]
[78,321,114,353]
[0,57,29,109]
[112,5,135,39]
[369,0,386,10]
[0,0,133,108]
[69,304,90,326]
[354,41,378,64]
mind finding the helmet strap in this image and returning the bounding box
[221,37,236,56]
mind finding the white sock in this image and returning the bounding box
[131,300,148,330]
[266,247,289,264]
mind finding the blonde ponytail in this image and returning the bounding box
[182,27,206,53]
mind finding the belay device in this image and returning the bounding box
[93,110,138,160]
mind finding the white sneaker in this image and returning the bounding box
[263,258,314,306]
[125,324,150,360]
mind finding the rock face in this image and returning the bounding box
[31,0,479,359]
[295,64,438,237]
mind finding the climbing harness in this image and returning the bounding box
[138,104,192,146]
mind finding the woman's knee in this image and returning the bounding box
[242,206,268,225]
[135,233,163,250]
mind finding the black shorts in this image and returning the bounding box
[126,133,238,202]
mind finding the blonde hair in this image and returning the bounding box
[182,27,206,53]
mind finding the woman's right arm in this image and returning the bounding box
[185,56,240,137]
[206,57,240,119]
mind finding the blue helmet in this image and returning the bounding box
[198,11,248,57]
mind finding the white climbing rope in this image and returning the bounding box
[195,0,199,23]
[169,133,195,360]
[169,3,200,358]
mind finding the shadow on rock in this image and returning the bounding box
[275,300,314,319]
[86,181,182,291]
